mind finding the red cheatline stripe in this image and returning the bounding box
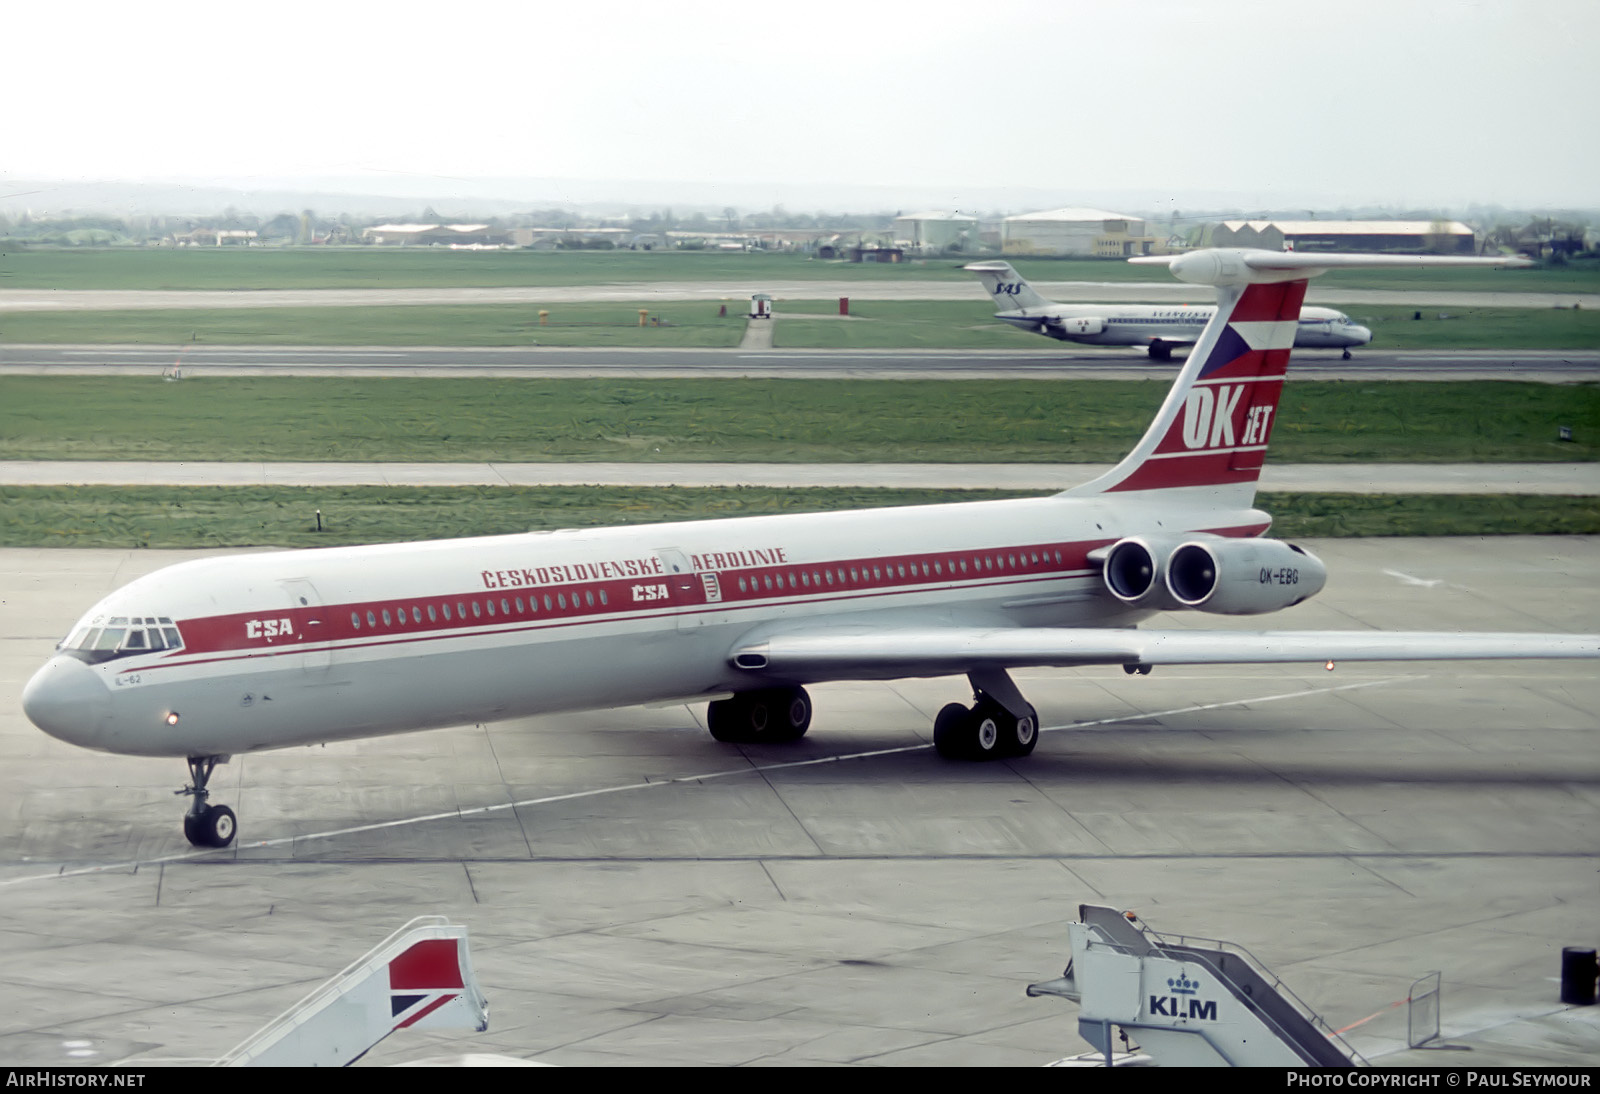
[172,538,1108,657]
[397,992,458,1029]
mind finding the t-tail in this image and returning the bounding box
[1064,248,1529,511]
[964,260,1055,313]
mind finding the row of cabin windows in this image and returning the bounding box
[344,548,1066,630]
[733,550,1064,596]
[349,588,609,631]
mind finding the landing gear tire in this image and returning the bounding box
[1148,343,1173,361]
[708,687,811,744]
[934,700,1005,761]
[933,702,971,759]
[971,706,1002,760]
[1342,348,1352,360]
[1001,702,1039,758]
[183,804,237,849]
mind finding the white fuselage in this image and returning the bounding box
[25,494,1266,759]
[998,304,1372,350]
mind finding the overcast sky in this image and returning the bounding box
[6,0,1597,212]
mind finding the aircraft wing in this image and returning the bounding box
[731,627,1600,679]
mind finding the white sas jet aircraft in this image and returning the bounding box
[23,248,1593,850]
[967,259,1373,360]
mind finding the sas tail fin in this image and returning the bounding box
[964,260,1055,313]
[1064,249,1528,508]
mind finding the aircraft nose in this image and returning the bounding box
[22,656,111,748]
[1352,324,1373,345]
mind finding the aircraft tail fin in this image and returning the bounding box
[964,260,1054,312]
[1064,249,1529,508]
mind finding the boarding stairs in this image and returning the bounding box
[1029,904,1367,1067]
[215,916,489,1067]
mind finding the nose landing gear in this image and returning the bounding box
[178,754,237,848]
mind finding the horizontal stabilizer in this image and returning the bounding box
[732,626,1600,680]
[1132,248,1530,286]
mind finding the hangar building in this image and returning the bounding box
[892,211,980,254]
[1211,219,1476,254]
[362,224,507,246]
[1002,207,1154,257]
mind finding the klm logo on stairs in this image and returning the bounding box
[1150,973,1218,1020]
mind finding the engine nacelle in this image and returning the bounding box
[1059,316,1105,336]
[1165,537,1327,615]
[1102,535,1187,610]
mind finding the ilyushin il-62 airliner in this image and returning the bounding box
[967,259,1373,359]
[22,248,1595,849]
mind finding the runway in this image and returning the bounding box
[2,279,1596,311]
[0,538,1595,1066]
[3,460,1596,494]
[4,343,1597,381]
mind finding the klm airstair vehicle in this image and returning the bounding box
[1029,904,1367,1067]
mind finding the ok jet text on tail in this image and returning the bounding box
[967,258,1373,360]
[23,248,1593,849]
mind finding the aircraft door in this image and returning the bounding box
[282,578,331,674]
[655,548,714,631]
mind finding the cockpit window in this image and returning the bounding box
[61,615,183,664]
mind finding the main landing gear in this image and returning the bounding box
[1147,342,1174,361]
[707,686,812,744]
[177,754,237,848]
[933,669,1039,761]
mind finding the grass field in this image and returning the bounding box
[0,302,752,347]
[1,377,1593,464]
[2,246,1595,294]
[1,484,1595,549]
[1339,303,1600,350]
[0,248,1025,290]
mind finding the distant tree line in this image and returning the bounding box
[0,205,1591,257]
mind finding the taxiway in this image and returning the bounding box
[0,538,1595,1066]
